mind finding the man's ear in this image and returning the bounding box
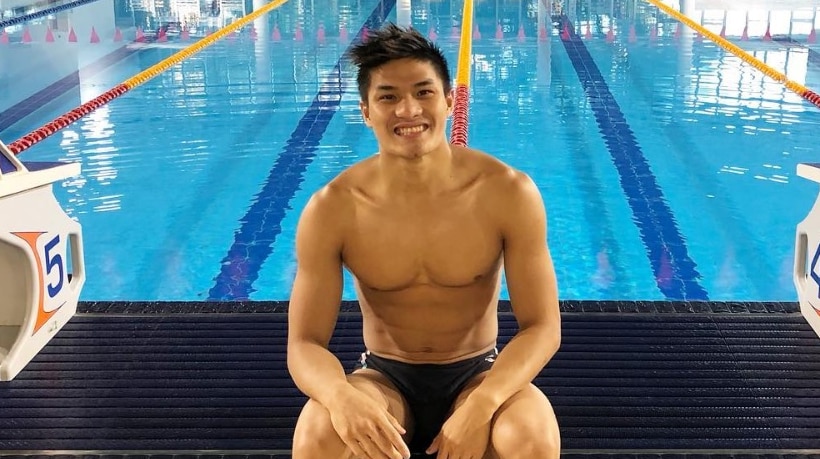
[360,100,372,127]
[445,88,454,116]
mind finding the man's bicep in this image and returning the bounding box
[288,193,345,346]
[501,173,559,329]
[289,264,343,346]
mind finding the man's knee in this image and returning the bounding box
[492,418,559,459]
[292,372,410,459]
[490,387,560,459]
[292,399,348,459]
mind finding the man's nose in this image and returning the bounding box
[395,97,422,117]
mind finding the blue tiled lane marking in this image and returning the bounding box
[208,0,397,300]
[556,16,709,301]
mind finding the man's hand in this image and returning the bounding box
[327,384,411,459]
[426,394,496,459]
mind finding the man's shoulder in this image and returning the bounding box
[455,145,537,194]
[304,156,376,212]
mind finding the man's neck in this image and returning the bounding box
[377,144,454,196]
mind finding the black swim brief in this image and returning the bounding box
[354,347,498,457]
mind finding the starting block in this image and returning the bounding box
[0,140,85,381]
[794,162,820,339]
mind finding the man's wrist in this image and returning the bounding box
[466,385,505,418]
[322,380,354,410]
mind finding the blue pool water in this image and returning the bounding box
[2,0,819,302]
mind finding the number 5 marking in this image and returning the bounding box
[11,232,67,335]
[43,235,64,298]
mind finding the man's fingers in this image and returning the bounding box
[357,435,388,459]
[366,426,403,459]
[339,428,381,459]
[387,413,406,435]
[333,405,409,459]
[426,433,440,455]
[344,438,370,459]
[380,414,410,458]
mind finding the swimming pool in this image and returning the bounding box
[2,0,819,303]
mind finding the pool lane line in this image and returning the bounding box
[556,15,710,301]
[207,0,397,300]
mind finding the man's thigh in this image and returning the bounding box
[451,372,558,459]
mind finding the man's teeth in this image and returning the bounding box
[396,126,426,135]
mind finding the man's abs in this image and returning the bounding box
[355,280,501,364]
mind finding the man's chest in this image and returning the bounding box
[342,204,503,290]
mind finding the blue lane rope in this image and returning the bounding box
[0,0,104,29]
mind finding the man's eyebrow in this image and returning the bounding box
[375,79,436,91]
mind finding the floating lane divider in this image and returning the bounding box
[646,0,820,110]
[8,0,290,155]
[448,0,473,146]
[0,0,103,29]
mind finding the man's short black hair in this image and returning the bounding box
[347,23,452,102]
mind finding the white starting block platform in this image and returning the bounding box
[794,162,820,339]
[0,141,85,381]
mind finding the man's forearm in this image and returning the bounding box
[287,341,352,409]
[470,323,560,412]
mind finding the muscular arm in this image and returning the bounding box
[286,187,350,409]
[288,184,412,459]
[470,171,561,412]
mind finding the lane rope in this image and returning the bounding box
[645,0,820,110]
[8,0,290,155]
[449,0,474,146]
[0,0,103,29]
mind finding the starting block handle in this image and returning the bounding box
[0,140,85,381]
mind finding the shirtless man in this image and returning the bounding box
[287,23,561,459]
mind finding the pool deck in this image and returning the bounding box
[0,300,816,456]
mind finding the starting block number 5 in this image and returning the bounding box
[11,231,69,336]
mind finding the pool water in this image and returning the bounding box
[2,0,819,302]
